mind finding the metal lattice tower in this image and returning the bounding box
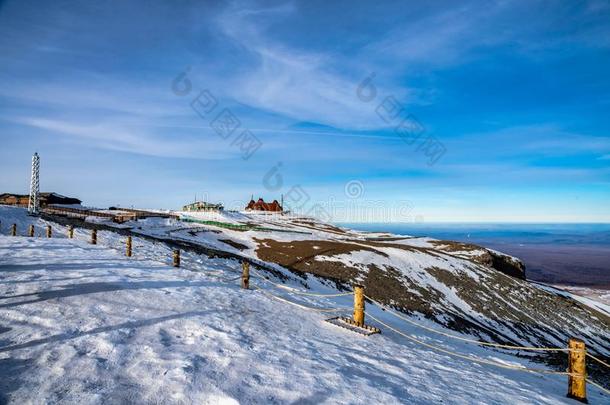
[28,152,40,215]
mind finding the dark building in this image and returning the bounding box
[0,192,81,207]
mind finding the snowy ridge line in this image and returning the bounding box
[364,295,570,352]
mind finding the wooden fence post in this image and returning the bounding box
[11,224,16,236]
[567,338,587,403]
[173,249,180,268]
[353,285,365,327]
[68,226,74,239]
[46,225,52,238]
[241,261,250,289]
[28,225,35,237]
[91,229,97,245]
[126,236,132,257]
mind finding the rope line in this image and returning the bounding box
[364,295,568,352]
[587,378,610,395]
[219,275,243,283]
[272,283,355,297]
[367,313,569,376]
[587,353,610,369]
[250,268,354,297]
[252,285,349,313]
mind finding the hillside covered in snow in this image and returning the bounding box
[1,205,609,403]
[30,207,610,353]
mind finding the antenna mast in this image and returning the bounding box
[28,152,40,215]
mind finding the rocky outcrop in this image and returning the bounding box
[487,249,526,279]
[427,240,526,280]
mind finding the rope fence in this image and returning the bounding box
[587,353,610,369]
[587,378,610,395]
[364,295,570,352]
[366,313,571,376]
[252,285,350,313]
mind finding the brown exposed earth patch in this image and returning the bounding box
[253,238,516,329]
[254,238,384,282]
[362,264,444,318]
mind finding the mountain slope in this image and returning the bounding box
[82,209,609,357]
[1,234,608,404]
[1,205,609,398]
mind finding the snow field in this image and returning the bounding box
[2,234,607,404]
[1,205,608,403]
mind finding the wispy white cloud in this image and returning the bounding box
[364,0,610,67]
[446,124,610,157]
[203,1,408,130]
[8,116,238,159]
[0,73,188,119]
[364,4,500,67]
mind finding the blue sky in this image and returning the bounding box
[0,0,609,222]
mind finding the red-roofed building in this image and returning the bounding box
[245,198,283,212]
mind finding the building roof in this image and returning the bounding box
[245,198,283,212]
[183,201,223,207]
[0,192,81,203]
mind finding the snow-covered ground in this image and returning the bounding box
[1,235,608,404]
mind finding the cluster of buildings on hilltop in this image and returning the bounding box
[2,154,286,216]
[181,197,284,213]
